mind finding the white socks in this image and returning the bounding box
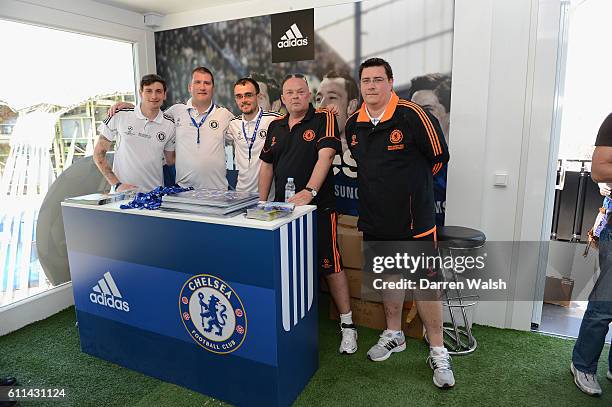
[340,311,353,325]
[430,346,447,355]
[383,329,404,338]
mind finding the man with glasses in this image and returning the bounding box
[225,77,282,197]
[345,58,453,388]
[259,74,358,354]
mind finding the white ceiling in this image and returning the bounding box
[92,0,245,15]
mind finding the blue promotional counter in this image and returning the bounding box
[61,201,318,407]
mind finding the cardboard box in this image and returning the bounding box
[346,268,362,298]
[330,298,424,339]
[338,214,359,229]
[338,224,363,269]
[544,276,574,307]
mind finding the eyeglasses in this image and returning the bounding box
[360,77,387,85]
[235,92,256,100]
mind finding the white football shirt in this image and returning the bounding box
[97,105,176,191]
[225,107,282,198]
[165,99,234,190]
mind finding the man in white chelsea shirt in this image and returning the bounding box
[109,66,234,190]
[94,74,176,192]
[164,66,234,189]
[225,77,282,199]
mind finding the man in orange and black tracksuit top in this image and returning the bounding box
[345,58,454,388]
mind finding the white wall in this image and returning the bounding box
[448,0,562,329]
[157,0,352,31]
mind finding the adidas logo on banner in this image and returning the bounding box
[89,271,130,312]
[271,9,314,62]
[277,23,309,48]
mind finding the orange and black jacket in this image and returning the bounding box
[345,92,449,239]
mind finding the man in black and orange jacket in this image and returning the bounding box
[346,75,448,239]
[345,58,453,388]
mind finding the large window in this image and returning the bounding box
[558,0,612,161]
[0,20,136,307]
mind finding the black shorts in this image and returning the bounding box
[363,228,437,242]
[317,208,343,275]
[363,228,438,277]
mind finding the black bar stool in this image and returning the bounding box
[436,226,486,355]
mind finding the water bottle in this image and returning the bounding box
[285,177,296,202]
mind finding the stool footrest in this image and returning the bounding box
[445,294,479,302]
[442,326,478,355]
[443,301,478,308]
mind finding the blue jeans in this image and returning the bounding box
[572,226,612,374]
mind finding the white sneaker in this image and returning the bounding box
[571,363,602,396]
[607,370,612,381]
[339,323,358,354]
[427,347,455,389]
[367,330,406,361]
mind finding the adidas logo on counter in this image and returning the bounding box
[277,23,309,48]
[89,271,130,312]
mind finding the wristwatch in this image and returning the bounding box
[115,182,122,189]
[305,187,317,197]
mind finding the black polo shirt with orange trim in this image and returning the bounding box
[345,92,450,239]
[260,104,340,209]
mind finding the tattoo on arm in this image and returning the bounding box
[93,136,119,185]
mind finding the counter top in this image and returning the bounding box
[61,200,316,231]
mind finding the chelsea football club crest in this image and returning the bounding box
[179,274,247,354]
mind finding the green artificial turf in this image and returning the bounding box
[1,303,611,407]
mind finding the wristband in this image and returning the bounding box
[115,182,122,189]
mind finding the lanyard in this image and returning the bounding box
[189,103,215,144]
[242,109,263,162]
